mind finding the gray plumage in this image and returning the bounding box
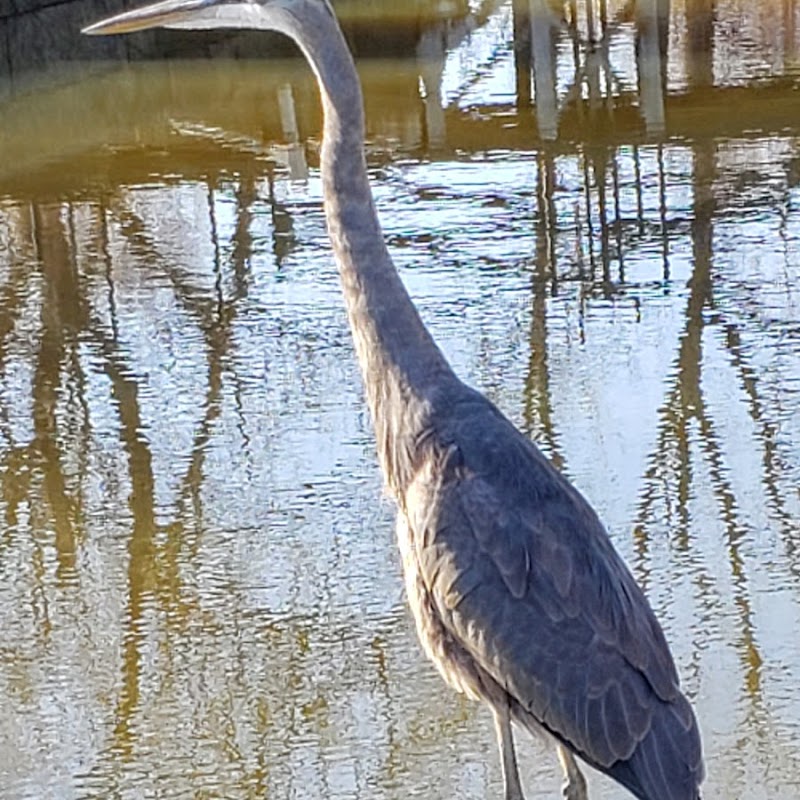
[402,387,703,799]
[84,2,705,797]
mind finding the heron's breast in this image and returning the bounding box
[395,513,504,707]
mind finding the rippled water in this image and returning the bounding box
[1,0,800,798]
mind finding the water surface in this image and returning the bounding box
[1,0,799,797]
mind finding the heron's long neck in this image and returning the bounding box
[292,6,456,494]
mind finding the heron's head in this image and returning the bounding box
[82,0,332,36]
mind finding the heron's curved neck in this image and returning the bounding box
[287,3,456,493]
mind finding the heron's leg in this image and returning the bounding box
[492,704,525,800]
[556,744,588,800]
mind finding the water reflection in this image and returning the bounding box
[1,0,800,798]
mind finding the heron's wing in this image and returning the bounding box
[408,425,695,773]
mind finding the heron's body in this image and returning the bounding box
[84,2,704,797]
[394,385,702,800]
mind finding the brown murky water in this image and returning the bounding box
[1,0,799,797]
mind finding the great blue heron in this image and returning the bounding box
[84,2,704,798]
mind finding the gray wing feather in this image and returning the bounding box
[408,408,700,783]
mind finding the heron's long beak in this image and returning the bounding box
[82,0,221,35]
